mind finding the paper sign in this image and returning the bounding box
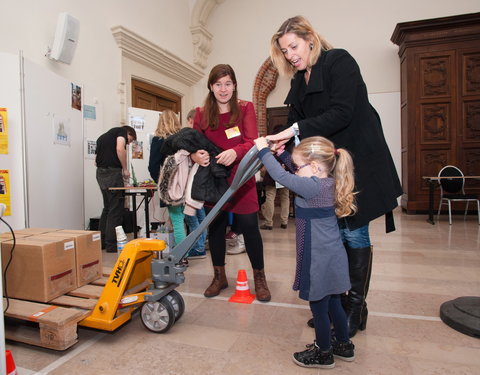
[0,108,8,154]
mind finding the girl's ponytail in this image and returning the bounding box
[333,148,357,217]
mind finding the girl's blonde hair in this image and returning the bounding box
[294,136,357,217]
[270,15,333,77]
[154,109,181,138]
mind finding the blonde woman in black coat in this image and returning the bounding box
[268,16,402,338]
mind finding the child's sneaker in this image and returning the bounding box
[292,342,335,369]
[332,339,355,361]
[187,249,207,259]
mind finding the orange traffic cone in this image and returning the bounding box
[5,350,18,375]
[228,269,255,304]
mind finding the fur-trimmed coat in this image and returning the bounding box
[160,128,231,203]
[158,150,192,206]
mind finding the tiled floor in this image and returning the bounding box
[6,208,480,374]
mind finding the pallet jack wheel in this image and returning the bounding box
[165,290,185,322]
[140,297,175,333]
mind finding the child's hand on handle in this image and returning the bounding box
[254,137,269,151]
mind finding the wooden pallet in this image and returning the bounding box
[3,298,92,351]
[3,272,110,351]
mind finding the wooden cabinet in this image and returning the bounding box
[266,106,289,135]
[391,13,480,213]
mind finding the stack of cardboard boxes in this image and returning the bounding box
[0,228,102,303]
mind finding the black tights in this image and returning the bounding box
[310,294,349,351]
[205,209,264,269]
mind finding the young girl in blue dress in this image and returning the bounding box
[254,136,356,369]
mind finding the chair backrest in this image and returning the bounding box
[438,165,464,194]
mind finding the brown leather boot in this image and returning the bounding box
[253,268,271,302]
[204,266,228,297]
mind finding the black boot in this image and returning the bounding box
[345,246,372,337]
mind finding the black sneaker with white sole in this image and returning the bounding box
[292,342,335,369]
[332,339,355,361]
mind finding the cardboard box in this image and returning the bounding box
[1,235,76,302]
[50,230,102,287]
[13,228,59,235]
[0,232,30,241]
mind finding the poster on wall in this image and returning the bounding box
[83,104,96,120]
[132,140,143,159]
[86,139,97,159]
[129,115,145,132]
[71,83,82,111]
[0,169,11,216]
[0,107,8,154]
[53,116,71,145]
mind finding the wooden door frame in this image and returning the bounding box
[131,79,182,114]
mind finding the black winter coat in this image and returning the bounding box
[285,48,403,231]
[148,136,165,183]
[160,127,231,203]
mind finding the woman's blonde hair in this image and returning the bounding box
[293,136,357,217]
[154,109,181,138]
[270,15,333,77]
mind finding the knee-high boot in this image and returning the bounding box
[345,246,373,338]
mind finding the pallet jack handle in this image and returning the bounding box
[167,145,263,264]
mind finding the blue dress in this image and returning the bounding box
[258,149,350,301]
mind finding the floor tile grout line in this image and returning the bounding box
[26,293,442,374]
[32,332,107,375]
[370,311,441,321]
[181,292,442,321]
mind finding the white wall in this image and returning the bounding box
[0,53,25,230]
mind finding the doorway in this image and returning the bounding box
[132,79,181,114]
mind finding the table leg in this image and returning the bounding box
[132,194,138,238]
[427,180,435,225]
[145,192,150,238]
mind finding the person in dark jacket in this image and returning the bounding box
[268,16,403,337]
[95,125,136,252]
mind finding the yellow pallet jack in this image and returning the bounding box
[79,146,262,333]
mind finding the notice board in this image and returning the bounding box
[23,58,84,229]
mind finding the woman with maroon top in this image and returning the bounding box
[191,64,271,302]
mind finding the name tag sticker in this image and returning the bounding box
[225,126,241,139]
